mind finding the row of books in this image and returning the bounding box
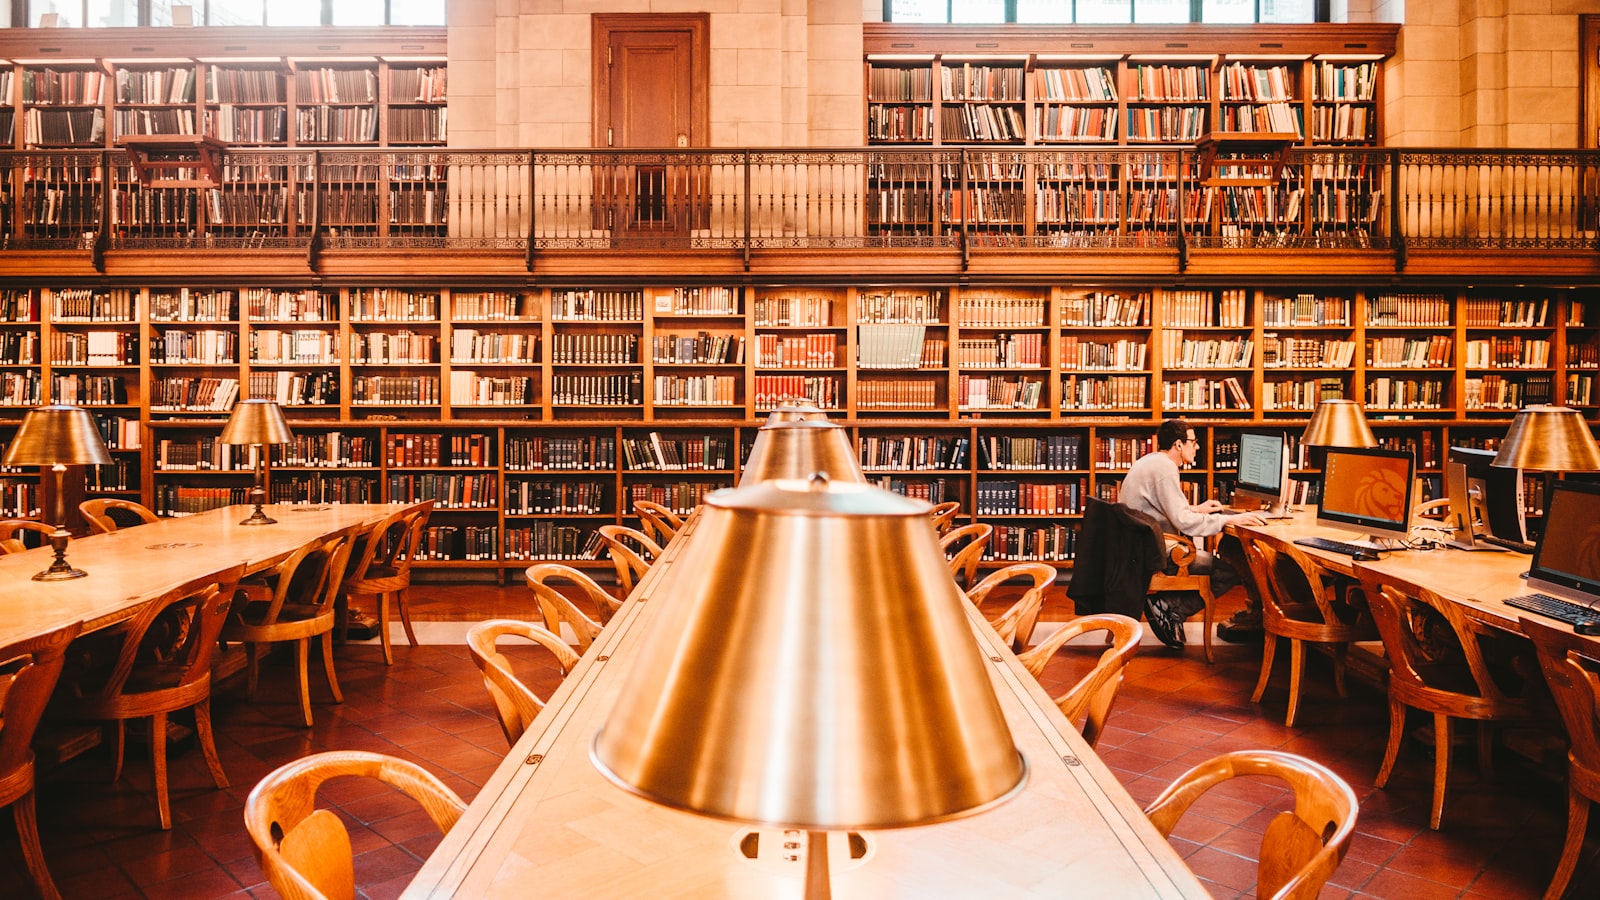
[1162,376,1250,411]
[1094,435,1155,469]
[1464,374,1554,410]
[0,480,38,518]
[450,373,536,407]
[550,332,638,365]
[977,433,1083,470]
[866,186,933,225]
[154,438,259,471]
[1367,292,1451,327]
[392,67,448,104]
[254,330,339,364]
[21,68,104,104]
[867,66,934,103]
[974,479,1086,516]
[384,433,494,468]
[942,186,1025,223]
[0,290,36,323]
[151,375,238,411]
[651,374,738,407]
[1571,341,1600,368]
[388,473,499,509]
[49,331,134,366]
[453,292,535,321]
[209,105,289,143]
[1367,334,1452,369]
[113,108,197,137]
[1063,291,1150,327]
[48,374,128,406]
[153,485,245,517]
[150,288,236,323]
[294,105,378,143]
[1161,333,1254,369]
[1464,337,1552,369]
[1262,335,1357,369]
[941,103,1025,142]
[247,371,337,406]
[619,434,733,471]
[1060,337,1146,371]
[1131,64,1211,102]
[1313,62,1379,102]
[652,332,745,365]
[626,482,723,515]
[350,288,439,322]
[93,414,142,450]
[867,105,934,142]
[1037,106,1117,142]
[502,523,589,561]
[205,68,286,104]
[0,371,41,406]
[449,330,538,365]
[956,333,1046,369]
[855,377,935,410]
[389,107,447,144]
[351,374,441,406]
[551,372,643,406]
[753,375,841,410]
[85,460,136,491]
[1311,105,1373,142]
[857,324,929,369]
[858,289,944,324]
[755,332,837,369]
[1126,106,1207,142]
[858,434,969,471]
[51,288,136,322]
[1462,297,1552,327]
[1219,103,1303,136]
[941,63,1025,102]
[155,328,235,364]
[985,524,1076,562]
[350,331,435,364]
[870,477,958,504]
[1164,288,1250,328]
[24,186,101,226]
[1261,377,1345,412]
[1035,186,1119,225]
[957,375,1044,410]
[295,67,379,104]
[506,435,617,471]
[663,286,738,316]
[1037,67,1117,102]
[1570,373,1596,406]
[1220,63,1295,102]
[1263,293,1352,327]
[245,288,337,322]
[416,525,500,561]
[551,289,644,322]
[276,432,376,468]
[1061,374,1147,410]
[267,475,378,505]
[1365,376,1446,410]
[388,186,448,225]
[505,480,609,515]
[956,295,1048,328]
[753,294,833,327]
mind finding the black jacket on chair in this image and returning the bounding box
[1068,496,1167,619]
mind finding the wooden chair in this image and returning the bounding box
[222,533,354,727]
[78,498,160,534]
[1368,582,1537,830]
[52,564,244,829]
[939,522,993,588]
[1247,540,1379,727]
[595,524,663,597]
[525,563,621,654]
[1150,532,1218,663]
[244,750,466,900]
[0,519,54,555]
[964,562,1056,652]
[1017,613,1142,748]
[633,499,685,546]
[1144,749,1359,900]
[929,500,962,535]
[339,502,431,665]
[1523,617,1600,900]
[0,620,81,900]
[466,619,579,746]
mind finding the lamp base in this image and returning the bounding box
[33,528,87,580]
[238,507,277,526]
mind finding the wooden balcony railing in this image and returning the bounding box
[1,145,1596,265]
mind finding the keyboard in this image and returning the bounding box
[1293,536,1380,557]
[1480,534,1536,554]
[1504,592,1600,626]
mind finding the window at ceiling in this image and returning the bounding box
[24,0,446,25]
[890,0,1325,23]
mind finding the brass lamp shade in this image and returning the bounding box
[1491,405,1600,470]
[218,398,295,446]
[1301,398,1376,448]
[739,420,866,486]
[2,404,112,467]
[592,477,1026,832]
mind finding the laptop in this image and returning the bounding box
[1518,480,1600,607]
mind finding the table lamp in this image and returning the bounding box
[1301,398,1377,448]
[1490,405,1600,472]
[2,404,112,580]
[219,398,294,525]
[592,475,1026,899]
[739,420,865,486]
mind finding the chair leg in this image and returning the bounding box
[107,720,125,784]
[1252,633,1279,704]
[294,637,313,728]
[1331,642,1350,698]
[379,591,394,665]
[193,698,229,790]
[1477,721,1497,781]
[1285,638,1306,728]
[1376,694,1406,788]
[1431,712,1452,830]
[245,641,262,697]
[320,632,343,705]
[397,585,419,649]
[13,789,62,900]
[150,711,171,830]
[1200,588,1214,665]
[1545,790,1591,900]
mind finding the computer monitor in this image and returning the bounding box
[1526,480,1600,606]
[1443,446,1497,550]
[1232,430,1293,518]
[1316,445,1416,548]
[1484,464,1530,546]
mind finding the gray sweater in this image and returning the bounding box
[1120,451,1225,539]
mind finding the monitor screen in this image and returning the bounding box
[1236,432,1285,493]
[1529,480,1600,598]
[1317,445,1415,544]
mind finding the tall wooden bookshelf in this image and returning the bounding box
[0,280,1591,579]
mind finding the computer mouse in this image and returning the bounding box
[1352,551,1379,562]
[1575,621,1600,636]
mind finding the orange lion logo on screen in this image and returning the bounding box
[1353,466,1407,520]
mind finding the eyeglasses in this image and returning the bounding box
[1183,436,1198,445]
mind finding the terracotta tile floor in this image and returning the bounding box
[2,581,1597,899]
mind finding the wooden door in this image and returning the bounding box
[593,14,709,238]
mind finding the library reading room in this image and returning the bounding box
[3,1,1600,898]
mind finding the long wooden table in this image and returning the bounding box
[406,513,1208,899]
[0,502,415,648]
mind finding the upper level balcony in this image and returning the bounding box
[1,144,1596,282]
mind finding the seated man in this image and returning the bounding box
[1120,419,1263,644]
